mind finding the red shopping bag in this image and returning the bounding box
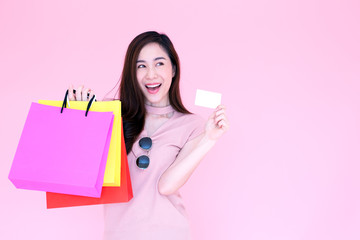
[46,119,133,208]
[8,98,114,198]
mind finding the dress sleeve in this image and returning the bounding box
[187,114,206,142]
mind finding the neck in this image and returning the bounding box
[145,101,170,108]
[144,97,170,108]
[145,104,174,116]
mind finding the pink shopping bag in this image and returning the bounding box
[8,102,114,198]
[46,120,133,208]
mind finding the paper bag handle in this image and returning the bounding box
[60,90,96,117]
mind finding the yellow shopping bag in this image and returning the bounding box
[38,100,121,187]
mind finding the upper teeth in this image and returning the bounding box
[146,84,161,88]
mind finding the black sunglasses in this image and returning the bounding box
[136,137,152,169]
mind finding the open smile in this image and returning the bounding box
[145,83,162,94]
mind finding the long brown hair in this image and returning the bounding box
[119,31,190,153]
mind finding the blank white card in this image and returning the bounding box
[195,89,222,109]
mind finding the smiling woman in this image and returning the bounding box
[69,31,229,240]
[118,32,192,155]
[135,43,174,107]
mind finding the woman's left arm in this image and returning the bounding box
[158,105,230,195]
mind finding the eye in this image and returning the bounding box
[137,64,146,69]
[156,62,164,67]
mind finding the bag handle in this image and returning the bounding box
[60,90,96,117]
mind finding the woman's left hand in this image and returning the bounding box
[205,105,230,141]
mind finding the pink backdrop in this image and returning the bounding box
[1,0,359,239]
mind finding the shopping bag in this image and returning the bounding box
[46,119,133,208]
[8,97,114,198]
[38,100,121,187]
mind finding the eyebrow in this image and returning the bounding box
[136,57,167,63]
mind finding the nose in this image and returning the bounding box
[146,66,157,79]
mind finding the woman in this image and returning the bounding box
[69,31,229,239]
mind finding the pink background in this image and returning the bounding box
[1,0,359,239]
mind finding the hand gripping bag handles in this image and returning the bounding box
[8,90,114,198]
[46,119,133,208]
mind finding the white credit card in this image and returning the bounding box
[195,89,222,109]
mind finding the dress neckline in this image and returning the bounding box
[145,104,174,115]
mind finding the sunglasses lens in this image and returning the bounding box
[139,137,152,150]
[136,155,150,169]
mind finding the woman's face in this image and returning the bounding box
[136,42,175,107]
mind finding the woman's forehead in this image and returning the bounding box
[138,43,169,61]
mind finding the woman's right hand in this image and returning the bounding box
[68,85,95,101]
